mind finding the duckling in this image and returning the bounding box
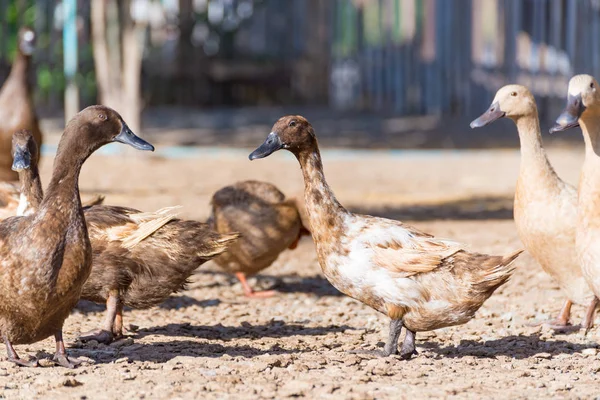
[0,105,154,368]
[248,116,522,358]
[208,180,310,297]
[470,85,597,330]
[0,27,43,181]
[550,74,600,329]
[11,130,239,344]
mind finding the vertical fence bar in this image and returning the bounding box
[63,0,78,121]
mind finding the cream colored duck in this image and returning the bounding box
[551,74,600,327]
[249,116,522,358]
[470,84,597,330]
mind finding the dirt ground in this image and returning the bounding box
[1,141,599,399]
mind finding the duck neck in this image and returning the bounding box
[514,114,559,184]
[296,146,347,243]
[8,51,30,92]
[578,115,600,217]
[39,134,91,214]
[17,164,44,215]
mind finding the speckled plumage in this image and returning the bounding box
[250,116,522,357]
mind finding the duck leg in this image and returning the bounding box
[400,329,418,360]
[53,330,82,368]
[528,299,573,330]
[78,290,120,344]
[581,297,599,335]
[349,319,403,357]
[112,301,124,339]
[235,272,276,298]
[3,334,38,367]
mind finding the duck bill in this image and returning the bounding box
[470,102,505,128]
[249,132,283,160]
[11,146,31,172]
[114,122,155,151]
[550,94,585,133]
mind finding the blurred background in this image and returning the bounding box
[0,0,598,148]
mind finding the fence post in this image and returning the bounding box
[63,0,79,122]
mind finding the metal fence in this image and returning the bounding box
[0,0,599,126]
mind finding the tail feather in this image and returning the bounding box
[82,194,106,207]
[200,232,240,258]
[122,206,183,249]
[475,249,523,291]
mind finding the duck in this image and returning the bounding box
[470,84,597,330]
[10,130,240,344]
[248,116,523,358]
[550,74,600,329]
[208,180,310,297]
[0,27,43,182]
[0,131,103,218]
[0,105,154,368]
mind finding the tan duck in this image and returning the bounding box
[551,74,600,328]
[249,116,522,358]
[0,105,154,368]
[470,84,597,330]
[0,27,43,181]
[208,180,310,297]
[11,130,239,344]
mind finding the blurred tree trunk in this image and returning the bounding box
[91,0,146,133]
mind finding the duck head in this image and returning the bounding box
[60,105,154,159]
[11,130,38,172]
[470,85,537,129]
[249,116,315,160]
[18,27,36,57]
[550,74,600,133]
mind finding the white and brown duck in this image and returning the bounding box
[471,84,597,330]
[0,105,154,368]
[249,115,522,358]
[551,74,600,328]
[11,130,239,344]
[0,27,43,182]
[208,180,309,297]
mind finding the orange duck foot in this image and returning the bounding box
[236,272,277,298]
[78,329,114,344]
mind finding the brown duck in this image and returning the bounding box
[0,27,43,181]
[249,116,522,358]
[0,105,154,368]
[208,180,309,297]
[12,131,239,344]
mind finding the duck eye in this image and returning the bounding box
[591,82,595,89]
[289,120,297,127]
[98,114,107,121]
[510,92,517,97]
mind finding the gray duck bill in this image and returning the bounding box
[11,146,31,171]
[470,102,505,128]
[114,122,155,151]
[550,94,585,133]
[249,132,283,160]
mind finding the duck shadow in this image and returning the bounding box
[134,321,355,341]
[195,270,343,297]
[421,333,597,359]
[68,340,303,364]
[350,195,514,221]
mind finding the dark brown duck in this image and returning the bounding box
[0,105,153,368]
[12,130,239,344]
[0,27,43,181]
[208,180,309,297]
